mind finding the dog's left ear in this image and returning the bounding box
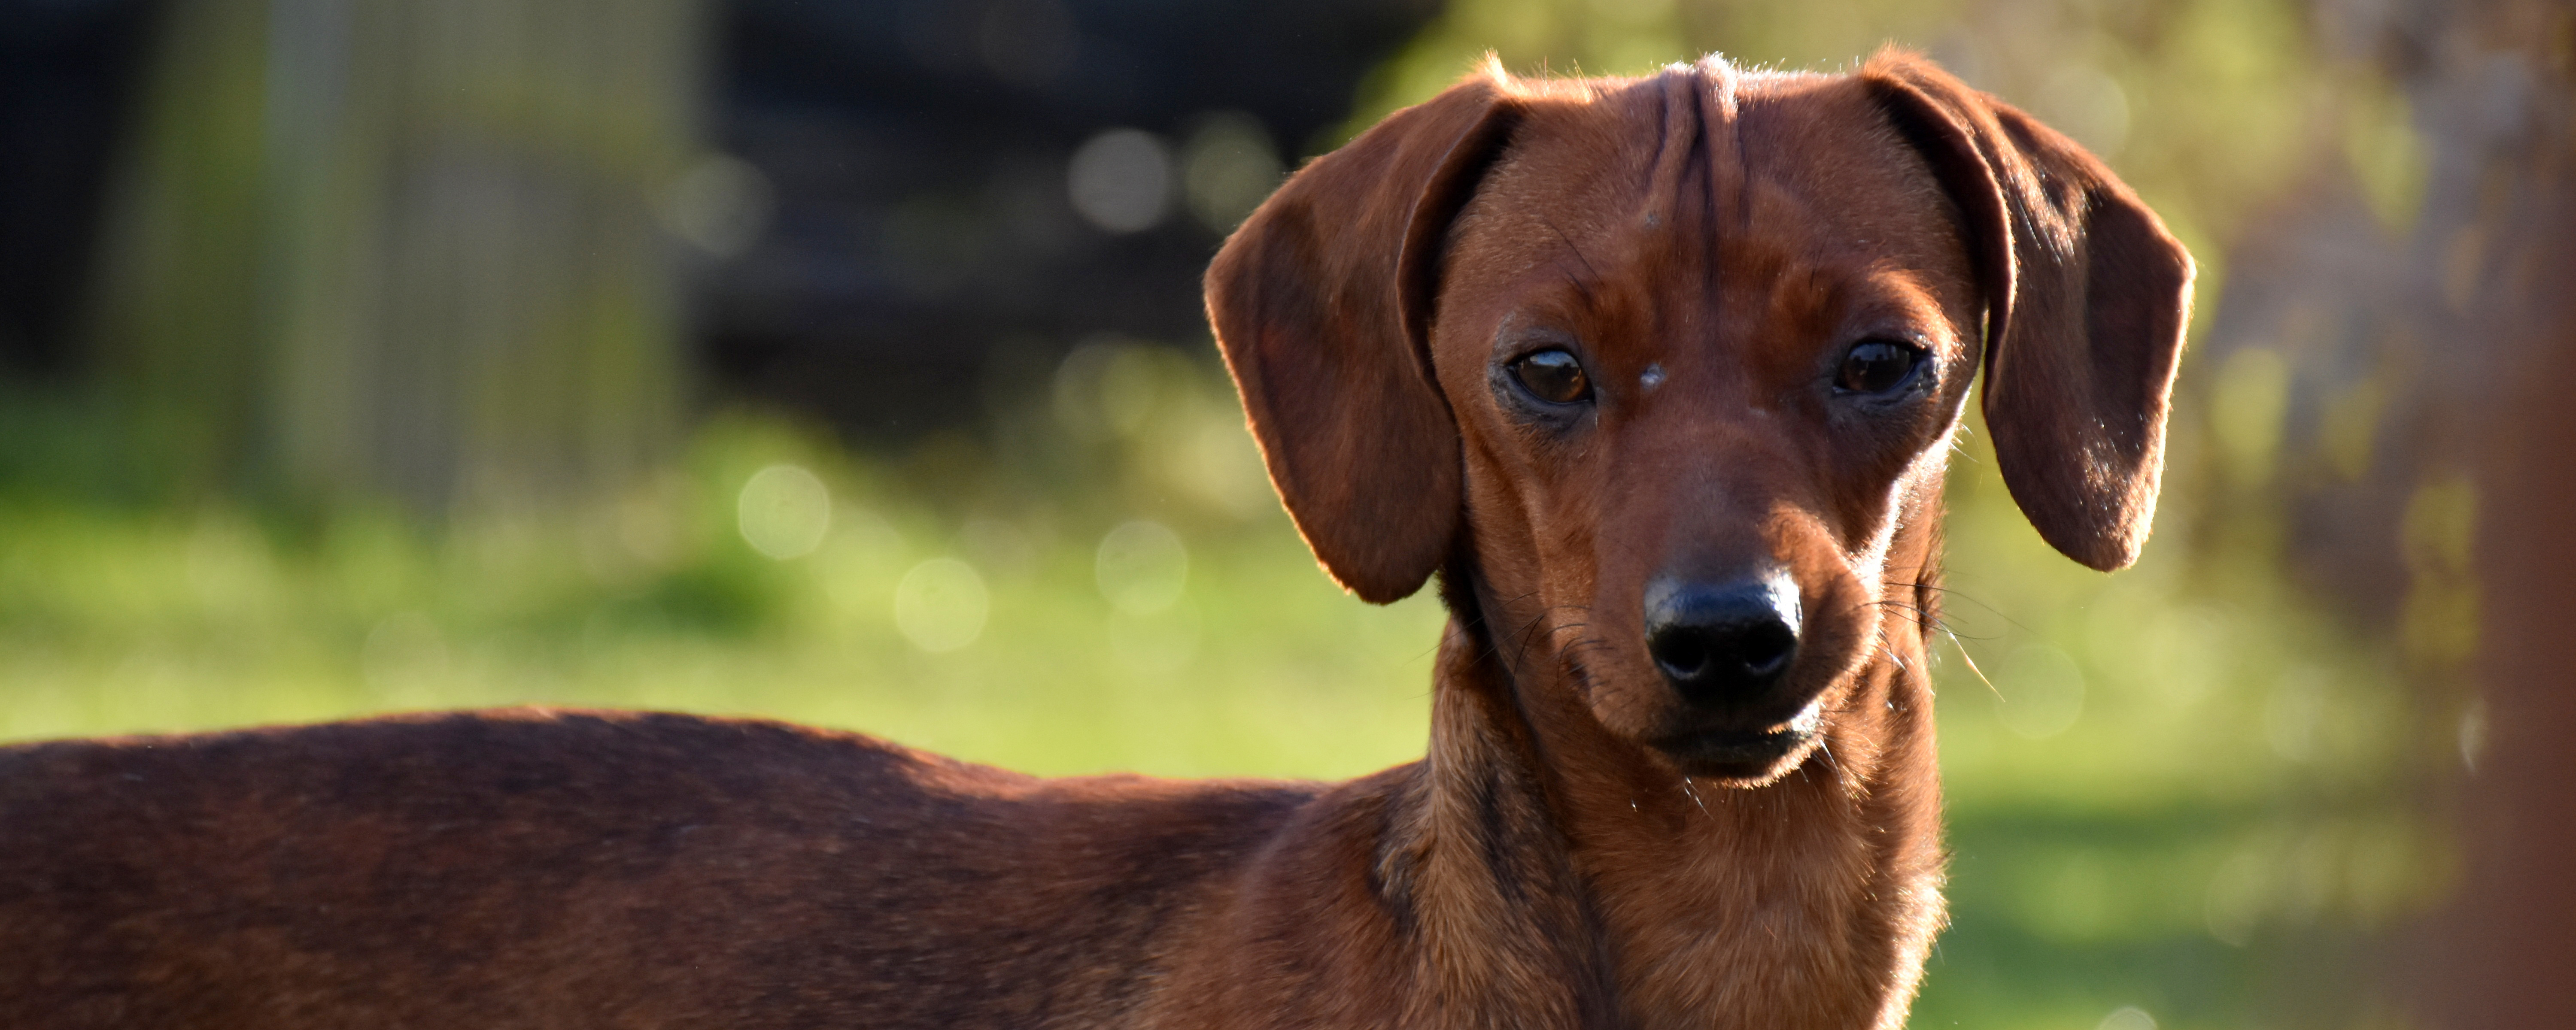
[1863,49,2194,572]
[1204,78,1521,602]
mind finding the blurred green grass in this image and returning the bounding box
[1,347,2434,1028]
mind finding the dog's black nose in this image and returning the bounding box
[1644,573,1801,707]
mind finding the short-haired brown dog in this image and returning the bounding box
[0,49,2186,1029]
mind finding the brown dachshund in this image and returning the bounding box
[0,49,2187,1029]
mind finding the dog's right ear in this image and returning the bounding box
[1205,79,1521,603]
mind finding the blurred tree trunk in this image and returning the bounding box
[2223,0,2576,1021]
[2424,1,2576,1026]
[90,0,703,514]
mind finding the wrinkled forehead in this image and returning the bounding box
[1450,68,1971,306]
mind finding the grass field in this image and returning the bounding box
[0,353,2438,1029]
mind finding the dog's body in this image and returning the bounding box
[0,52,2187,1029]
[1,711,1323,1026]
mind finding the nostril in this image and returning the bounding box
[1736,621,1796,679]
[1649,630,1714,682]
[1643,573,1802,707]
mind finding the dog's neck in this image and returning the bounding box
[1379,549,1947,1030]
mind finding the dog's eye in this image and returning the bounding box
[1510,349,1592,405]
[1836,340,1924,395]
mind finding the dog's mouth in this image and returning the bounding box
[1648,701,1824,780]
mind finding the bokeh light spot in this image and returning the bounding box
[1097,520,1187,614]
[1067,129,1172,233]
[2096,1006,2156,1030]
[2032,65,2132,159]
[1180,112,1283,232]
[738,464,832,560]
[895,557,990,653]
[659,154,775,258]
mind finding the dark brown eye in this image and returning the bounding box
[1836,340,1924,395]
[1510,349,1592,405]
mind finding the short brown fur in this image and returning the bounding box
[0,50,2187,1029]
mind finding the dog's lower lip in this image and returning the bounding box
[1653,703,1822,775]
[1655,726,1810,768]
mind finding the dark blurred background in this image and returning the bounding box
[0,0,1435,509]
[2,1,2570,1028]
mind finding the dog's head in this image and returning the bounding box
[1207,51,2190,784]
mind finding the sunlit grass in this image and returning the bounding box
[0,506,1447,782]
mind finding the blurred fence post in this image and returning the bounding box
[90,0,706,515]
[87,0,271,495]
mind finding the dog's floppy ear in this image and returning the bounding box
[1205,78,1520,602]
[1863,49,2194,571]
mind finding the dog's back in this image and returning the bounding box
[0,709,1318,1027]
